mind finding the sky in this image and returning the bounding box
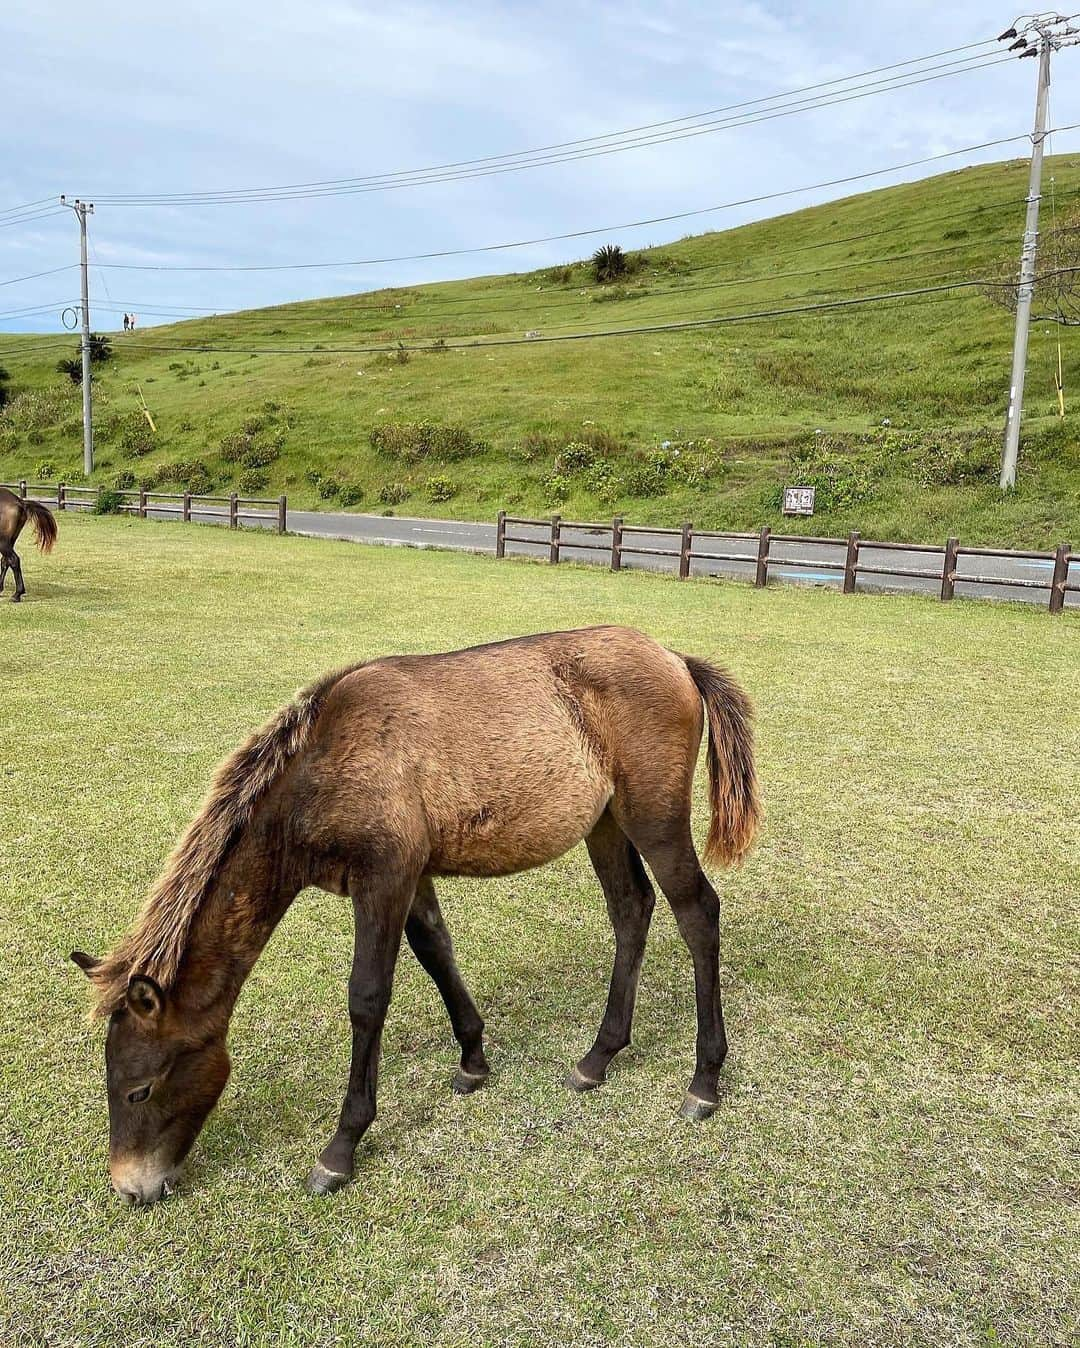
[2,1,1078,332]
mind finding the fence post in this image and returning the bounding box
[549,514,561,564]
[57,483,66,512]
[183,490,191,523]
[1048,542,1070,615]
[941,537,959,601]
[611,517,623,571]
[843,531,860,594]
[229,492,238,530]
[278,494,287,535]
[754,526,771,588]
[495,510,506,559]
[679,521,693,579]
[19,479,26,500]
[138,486,147,519]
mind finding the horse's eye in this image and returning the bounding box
[127,1085,152,1104]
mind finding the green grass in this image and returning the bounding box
[1,155,1079,546]
[1,516,1077,1346]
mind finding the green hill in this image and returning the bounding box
[2,154,1078,545]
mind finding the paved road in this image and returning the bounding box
[22,494,1077,608]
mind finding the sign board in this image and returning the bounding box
[782,486,816,517]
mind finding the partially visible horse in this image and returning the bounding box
[0,486,58,601]
[72,626,762,1204]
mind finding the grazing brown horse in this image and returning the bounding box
[72,626,761,1205]
[0,486,57,601]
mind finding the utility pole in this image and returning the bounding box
[996,14,1080,490]
[60,195,95,475]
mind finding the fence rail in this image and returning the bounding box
[494,512,1075,614]
[3,480,288,534]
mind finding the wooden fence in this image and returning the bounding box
[495,513,1077,615]
[3,480,287,534]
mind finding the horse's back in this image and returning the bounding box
[300,627,704,876]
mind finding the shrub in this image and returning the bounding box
[27,429,45,445]
[114,410,154,458]
[0,386,76,431]
[93,488,124,515]
[513,430,553,462]
[304,468,322,487]
[426,475,457,502]
[543,473,572,504]
[112,470,136,490]
[592,243,628,283]
[583,460,618,501]
[241,415,265,436]
[369,420,483,463]
[378,481,409,505]
[240,444,280,469]
[545,265,575,286]
[35,459,56,479]
[318,477,341,500]
[220,431,253,462]
[0,365,9,410]
[178,417,195,432]
[238,468,269,494]
[555,441,595,473]
[339,483,363,507]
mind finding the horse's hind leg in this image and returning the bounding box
[405,877,490,1094]
[0,551,7,593]
[4,548,24,602]
[632,830,727,1121]
[569,808,656,1091]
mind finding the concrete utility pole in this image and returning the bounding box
[60,195,95,475]
[997,13,1080,490]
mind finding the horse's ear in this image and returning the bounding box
[70,950,102,977]
[126,974,165,1022]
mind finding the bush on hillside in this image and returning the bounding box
[370,419,484,463]
[378,481,409,505]
[339,483,363,506]
[426,475,457,502]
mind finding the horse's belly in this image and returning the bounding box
[426,760,611,877]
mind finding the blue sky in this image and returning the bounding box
[2,1,1077,332]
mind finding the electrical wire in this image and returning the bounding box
[88,37,1003,204]
[91,128,1076,275]
[0,264,78,288]
[89,53,1017,206]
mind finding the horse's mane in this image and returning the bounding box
[88,663,363,1017]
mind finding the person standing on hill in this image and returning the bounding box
[123,313,130,332]
[129,313,137,331]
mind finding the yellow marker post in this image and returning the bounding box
[136,384,157,433]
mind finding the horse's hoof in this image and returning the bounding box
[11,596,21,604]
[451,1067,490,1095]
[566,1066,604,1093]
[679,1092,718,1122]
[305,1162,352,1196]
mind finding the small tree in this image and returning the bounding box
[56,333,113,384]
[0,365,10,409]
[592,243,628,284]
[984,204,1080,326]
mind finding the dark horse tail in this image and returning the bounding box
[680,655,762,868]
[24,499,58,553]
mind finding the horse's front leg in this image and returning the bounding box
[306,861,417,1196]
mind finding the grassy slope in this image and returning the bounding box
[1,155,1079,544]
[1,516,1076,1346]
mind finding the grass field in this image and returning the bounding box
[0,516,1077,1347]
[1,156,1079,545]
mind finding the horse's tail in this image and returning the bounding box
[679,655,761,867]
[23,499,57,553]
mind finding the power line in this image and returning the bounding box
[91,128,1078,275]
[84,186,1061,322]
[0,208,67,230]
[0,196,59,219]
[86,38,1004,204]
[88,53,1017,207]
[26,280,983,358]
[0,263,77,289]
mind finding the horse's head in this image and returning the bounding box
[72,952,230,1205]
